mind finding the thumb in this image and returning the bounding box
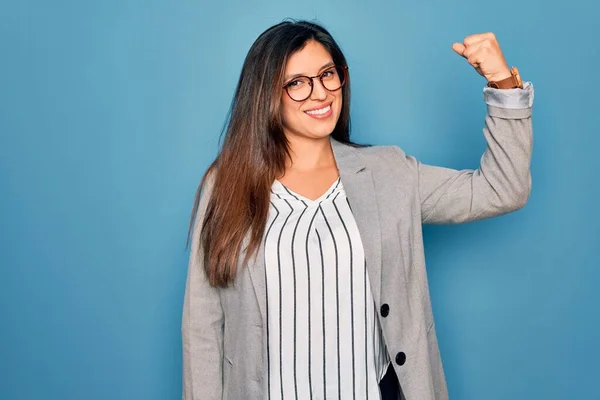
[452,42,466,57]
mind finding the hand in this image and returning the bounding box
[452,32,512,82]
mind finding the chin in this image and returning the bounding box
[283,116,340,140]
[308,118,340,138]
[308,125,336,139]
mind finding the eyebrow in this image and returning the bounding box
[284,61,335,81]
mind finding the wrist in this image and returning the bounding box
[487,66,523,89]
[487,68,512,82]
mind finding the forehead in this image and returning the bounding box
[284,40,333,75]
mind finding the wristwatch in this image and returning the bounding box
[487,66,523,89]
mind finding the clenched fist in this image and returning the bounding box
[452,32,512,83]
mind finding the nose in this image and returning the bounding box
[309,77,328,101]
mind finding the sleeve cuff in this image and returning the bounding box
[483,81,534,109]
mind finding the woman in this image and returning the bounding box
[182,20,533,400]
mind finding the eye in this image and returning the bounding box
[286,78,307,89]
[321,69,337,79]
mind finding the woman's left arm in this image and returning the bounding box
[397,32,535,224]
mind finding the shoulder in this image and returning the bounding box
[355,143,399,158]
[348,142,417,171]
[336,140,420,190]
[339,141,420,201]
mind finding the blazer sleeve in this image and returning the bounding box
[182,176,224,399]
[395,82,534,224]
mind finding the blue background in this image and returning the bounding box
[1,0,598,399]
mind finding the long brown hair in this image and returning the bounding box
[188,20,356,287]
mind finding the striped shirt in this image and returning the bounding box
[264,176,390,400]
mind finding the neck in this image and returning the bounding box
[284,134,336,173]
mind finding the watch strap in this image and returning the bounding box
[487,67,523,89]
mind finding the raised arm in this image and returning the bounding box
[401,32,534,224]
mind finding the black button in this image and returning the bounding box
[380,303,390,317]
[395,352,406,366]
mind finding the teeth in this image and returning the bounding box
[305,105,331,115]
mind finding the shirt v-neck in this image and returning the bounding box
[272,177,342,205]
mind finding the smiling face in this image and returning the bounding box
[280,40,344,141]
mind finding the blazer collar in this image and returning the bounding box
[247,136,384,328]
[329,136,367,173]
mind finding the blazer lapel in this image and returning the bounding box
[246,237,267,326]
[246,137,384,329]
[330,137,383,306]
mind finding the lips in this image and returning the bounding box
[303,100,334,120]
[304,104,331,116]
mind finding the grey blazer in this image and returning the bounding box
[182,86,533,400]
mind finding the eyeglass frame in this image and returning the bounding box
[282,65,349,102]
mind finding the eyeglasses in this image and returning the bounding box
[282,65,348,102]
